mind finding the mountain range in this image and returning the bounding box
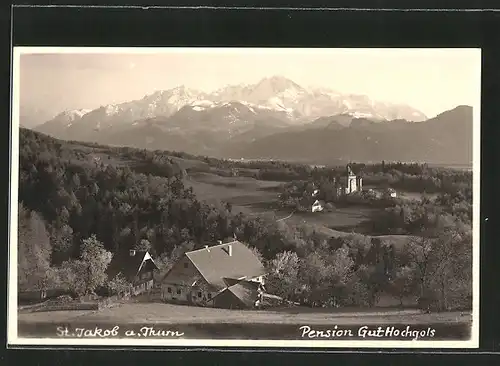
[28,76,472,165]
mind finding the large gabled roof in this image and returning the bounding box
[185,241,266,291]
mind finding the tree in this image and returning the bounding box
[18,203,53,291]
[405,220,472,311]
[327,245,355,307]
[406,235,434,303]
[343,234,371,266]
[356,263,387,307]
[266,251,300,301]
[344,273,370,307]
[249,246,265,265]
[51,223,74,264]
[80,234,113,294]
[297,250,350,306]
[106,273,131,296]
[57,259,88,296]
[388,265,416,307]
[135,239,152,252]
[428,224,472,310]
[58,234,113,296]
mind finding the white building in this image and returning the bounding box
[311,200,325,213]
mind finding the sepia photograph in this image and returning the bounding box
[8,47,480,348]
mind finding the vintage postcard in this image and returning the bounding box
[8,47,480,348]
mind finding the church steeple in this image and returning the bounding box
[346,164,357,194]
[347,164,355,177]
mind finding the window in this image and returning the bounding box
[167,287,172,294]
[208,293,212,300]
[197,292,202,298]
[176,288,181,295]
[183,262,188,268]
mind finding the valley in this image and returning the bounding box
[34,132,457,254]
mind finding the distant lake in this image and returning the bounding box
[309,165,326,169]
[428,163,472,171]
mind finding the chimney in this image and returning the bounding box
[228,244,232,257]
[129,249,136,257]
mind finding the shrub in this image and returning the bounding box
[105,273,132,296]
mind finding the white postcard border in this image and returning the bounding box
[8,46,481,349]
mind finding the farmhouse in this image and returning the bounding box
[161,240,267,309]
[107,249,159,296]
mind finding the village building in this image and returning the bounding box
[384,187,397,198]
[161,240,267,309]
[311,199,325,213]
[107,249,159,296]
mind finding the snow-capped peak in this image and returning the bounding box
[104,104,120,116]
[191,100,215,108]
[56,108,91,120]
[267,97,287,111]
[41,75,428,136]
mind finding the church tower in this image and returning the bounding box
[357,176,363,191]
[346,164,357,194]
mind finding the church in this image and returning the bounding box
[332,164,363,196]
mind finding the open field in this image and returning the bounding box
[363,185,440,203]
[186,172,282,215]
[277,207,375,230]
[398,190,439,202]
[186,172,377,228]
[19,302,471,326]
[186,172,415,248]
[17,303,472,340]
[65,141,211,171]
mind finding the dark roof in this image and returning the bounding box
[107,250,159,281]
[185,241,266,291]
[227,281,260,308]
[222,277,241,287]
[210,288,243,309]
[211,280,260,308]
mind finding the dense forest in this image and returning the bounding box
[17,129,472,311]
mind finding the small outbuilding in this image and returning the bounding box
[107,249,159,296]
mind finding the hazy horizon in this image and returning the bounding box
[18,48,480,121]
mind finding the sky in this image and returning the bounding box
[17,48,481,120]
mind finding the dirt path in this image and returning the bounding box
[276,210,296,222]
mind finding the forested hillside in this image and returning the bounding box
[17,128,472,310]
